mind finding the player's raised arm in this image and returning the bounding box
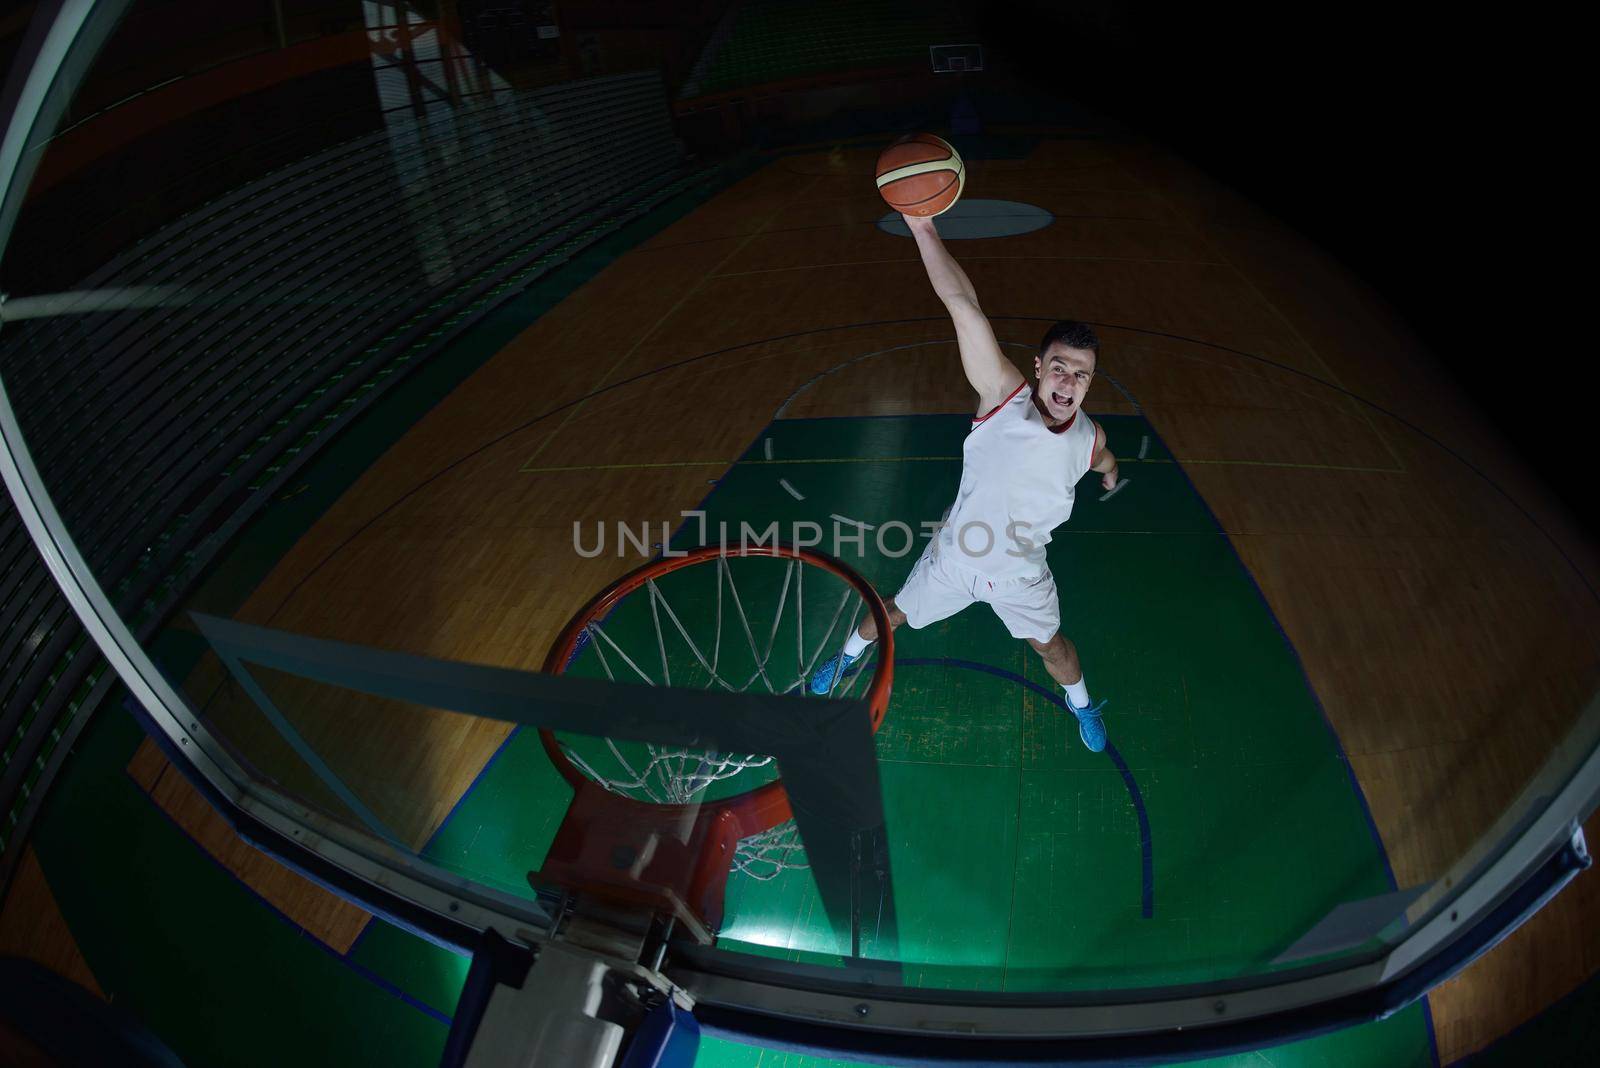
[904,214,1024,411]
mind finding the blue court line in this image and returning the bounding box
[344,432,747,952]
[263,312,1595,645]
[893,656,1155,920]
[1142,422,1435,1065]
[122,767,454,1027]
[344,723,526,961]
[1141,422,1401,894]
[157,701,480,967]
[1423,998,1442,1068]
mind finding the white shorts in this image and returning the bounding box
[893,542,1061,643]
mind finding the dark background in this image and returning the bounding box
[0,0,1583,525]
[980,2,1578,515]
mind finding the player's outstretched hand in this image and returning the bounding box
[1101,469,1120,492]
[902,212,935,232]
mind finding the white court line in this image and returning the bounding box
[773,339,950,418]
[1100,479,1129,502]
[1096,369,1143,414]
[771,339,1155,510]
[830,513,875,530]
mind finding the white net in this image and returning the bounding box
[557,554,878,877]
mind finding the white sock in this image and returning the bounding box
[1065,677,1090,710]
[843,630,873,658]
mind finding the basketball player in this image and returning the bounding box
[810,213,1118,752]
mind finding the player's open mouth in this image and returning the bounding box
[1052,392,1072,407]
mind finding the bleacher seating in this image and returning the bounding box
[0,68,694,895]
[685,0,978,97]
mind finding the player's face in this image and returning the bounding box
[1034,344,1095,422]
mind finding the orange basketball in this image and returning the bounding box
[875,133,965,217]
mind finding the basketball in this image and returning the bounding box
[875,133,965,217]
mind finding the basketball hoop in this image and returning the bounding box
[531,544,893,942]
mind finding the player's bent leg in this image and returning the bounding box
[989,571,1108,753]
[810,598,906,695]
[812,547,970,697]
[1028,632,1108,753]
[1025,633,1079,687]
[858,598,907,642]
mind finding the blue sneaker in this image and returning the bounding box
[1069,698,1109,753]
[809,650,861,695]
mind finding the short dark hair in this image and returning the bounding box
[1038,320,1099,362]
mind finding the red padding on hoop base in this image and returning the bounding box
[529,781,746,942]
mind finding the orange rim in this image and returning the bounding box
[540,544,893,837]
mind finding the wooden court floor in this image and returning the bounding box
[10,132,1598,1064]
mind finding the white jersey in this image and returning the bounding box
[932,380,1098,580]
